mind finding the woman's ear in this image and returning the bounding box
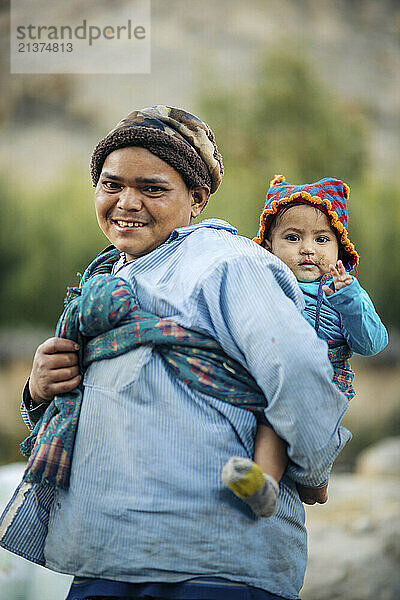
[190,187,210,218]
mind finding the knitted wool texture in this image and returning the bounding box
[90,105,224,193]
[254,175,359,270]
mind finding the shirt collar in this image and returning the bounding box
[113,219,237,273]
[166,218,237,242]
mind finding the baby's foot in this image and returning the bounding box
[221,457,279,518]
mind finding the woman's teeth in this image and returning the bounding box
[116,221,144,228]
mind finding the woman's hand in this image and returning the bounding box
[28,337,81,406]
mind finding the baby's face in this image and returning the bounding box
[266,204,339,281]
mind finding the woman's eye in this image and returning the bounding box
[285,234,299,241]
[143,186,165,193]
[103,181,122,190]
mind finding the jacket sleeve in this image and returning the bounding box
[325,278,388,356]
[21,379,50,430]
[196,253,351,487]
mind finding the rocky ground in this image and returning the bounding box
[1,438,399,600]
[303,438,400,599]
[0,463,72,600]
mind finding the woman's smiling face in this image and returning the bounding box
[94,146,208,261]
[265,204,339,281]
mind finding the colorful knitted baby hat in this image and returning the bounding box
[90,105,224,194]
[253,175,359,270]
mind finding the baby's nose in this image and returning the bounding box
[300,242,315,254]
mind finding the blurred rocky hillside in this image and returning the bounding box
[303,438,400,600]
[0,0,399,187]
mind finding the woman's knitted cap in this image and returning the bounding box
[90,105,224,194]
[253,175,359,269]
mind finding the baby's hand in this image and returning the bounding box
[322,260,353,296]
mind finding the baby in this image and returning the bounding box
[222,175,388,517]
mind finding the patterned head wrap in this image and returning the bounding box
[253,175,359,270]
[90,105,224,194]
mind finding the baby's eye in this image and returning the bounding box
[315,235,330,243]
[285,233,299,241]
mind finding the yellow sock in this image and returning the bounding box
[221,457,279,518]
[224,462,266,498]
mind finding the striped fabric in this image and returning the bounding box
[21,397,36,430]
[2,219,351,600]
[20,271,265,489]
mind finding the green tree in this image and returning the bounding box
[0,175,106,328]
[198,48,400,329]
[199,48,368,238]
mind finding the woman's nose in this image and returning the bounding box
[117,188,142,210]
